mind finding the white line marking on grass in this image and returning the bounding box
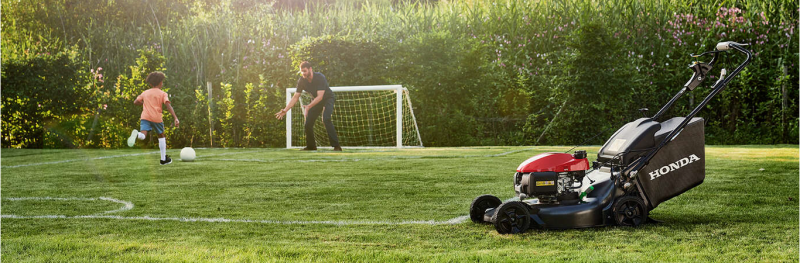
[211,158,365,163]
[5,147,540,168]
[0,214,469,225]
[2,149,255,168]
[204,147,538,164]
[3,196,134,214]
[485,147,537,157]
[5,197,98,202]
[3,152,159,169]
[97,197,135,214]
[196,148,302,160]
[2,197,468,226]
[444,215,470,224]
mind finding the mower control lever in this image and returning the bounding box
[713,69,727,87]
[684,62,712,91]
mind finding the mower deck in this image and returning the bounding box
[480,170,623,230]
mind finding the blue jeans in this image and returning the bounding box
[305,97,340,148]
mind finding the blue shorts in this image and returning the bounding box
[140,120,165,134]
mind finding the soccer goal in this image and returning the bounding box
[285,85,423,148]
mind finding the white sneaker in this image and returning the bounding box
[127,129,138,147]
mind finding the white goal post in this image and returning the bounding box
[285,85,423,148]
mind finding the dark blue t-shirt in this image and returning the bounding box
[297,72,334,101]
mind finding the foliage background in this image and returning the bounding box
[2,0,797,148]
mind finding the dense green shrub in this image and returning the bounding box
[2,0,797,148]
[1,47,93,148]
[390,30,502,146]
[524,21,638,145]
[291,35,391,86]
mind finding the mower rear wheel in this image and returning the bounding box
[613,196,648,227]
[491,201,531,234]
[470,195,502,224]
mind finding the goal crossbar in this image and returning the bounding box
[286,85,404,93]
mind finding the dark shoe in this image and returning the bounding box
[333,146,342,151]
[160,155,173,165]
[301,147,317,151]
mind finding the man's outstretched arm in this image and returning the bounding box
[276,92,303,119]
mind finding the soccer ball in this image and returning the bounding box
[180,147,196,162]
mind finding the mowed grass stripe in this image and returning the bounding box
[1,146,797,262]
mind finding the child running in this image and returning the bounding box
[127,71,180,165]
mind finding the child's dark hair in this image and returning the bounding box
[146,71,166,87]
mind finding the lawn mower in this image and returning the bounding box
[470,41,753,234]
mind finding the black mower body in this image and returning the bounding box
[515,170,621,229]
[597,118,662,166]
[471,41,752,234]
[477,117,705,230]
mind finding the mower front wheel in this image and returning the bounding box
[470,195,502,224]
[491,201,531,234]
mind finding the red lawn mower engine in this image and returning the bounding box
[514,150,590,203]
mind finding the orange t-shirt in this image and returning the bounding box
[137,88,170,123]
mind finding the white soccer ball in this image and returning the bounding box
[180,147,196,162]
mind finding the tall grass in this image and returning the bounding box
[1,0,797,148]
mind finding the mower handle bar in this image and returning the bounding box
[716,41,749,51]
[624,41,752,179]
[650,41,748,120]
[651,43,722,120]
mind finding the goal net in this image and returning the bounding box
[286,85,423,148]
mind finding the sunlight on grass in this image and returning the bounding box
[1,146,797,262]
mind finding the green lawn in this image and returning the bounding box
[2,146,798,262]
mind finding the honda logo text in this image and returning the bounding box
[649,154,701,180]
